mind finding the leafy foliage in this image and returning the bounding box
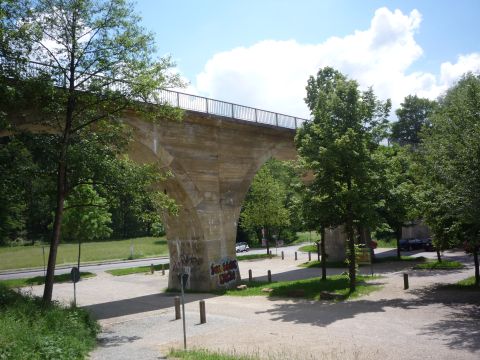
[0,284,99,359]
[296,67,390,291]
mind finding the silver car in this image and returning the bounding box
[235,242,250,253]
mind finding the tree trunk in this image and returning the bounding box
[42,142,68,302]
[320,226,326,281]
[436,250,442,262]
[395,227,402,259]
[42,14,77,302]
[474,248,479,287]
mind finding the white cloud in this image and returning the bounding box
[191,7,480,119]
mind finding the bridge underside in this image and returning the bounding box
[127,111,297,291]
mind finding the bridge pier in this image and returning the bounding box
[127,111,296,291]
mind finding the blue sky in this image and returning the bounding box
[135,0,480,118]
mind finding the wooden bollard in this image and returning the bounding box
[295,251,297,261]
[199,300,206,324]
[150,263,154,274]
[308,252,311,261]
[174,296,181,319]
[281,251,284,260]
[268,270,272,283]
[248,269,252,282]
[403,273,409,290]
[162,263,165,275]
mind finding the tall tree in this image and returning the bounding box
[391,95,436,147]
[2,0,182,302]
[296,67,390,291]
[376,144,416,258]
[240,165,290,254]
[61,183,112,270]
[419,74,480,285]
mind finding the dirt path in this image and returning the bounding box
[27,255,480,360]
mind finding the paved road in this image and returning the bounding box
[0,243,471,281]
[0,244,301,280]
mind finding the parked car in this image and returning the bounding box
[399,238,434,251]
[235,242,249,253]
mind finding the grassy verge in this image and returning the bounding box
[169,349,257,360]
[455,276,480,288]
[212,275,381,300]
[0,272,96,288]
[237,254,276,261]
[294,231,321,244]
[298,244,317,253]
[0,284,99,359]
[298,260,348,268]
[0,236,167,271]
[375,238,397,248]
[413,260,464,270]
[107,264,169,276]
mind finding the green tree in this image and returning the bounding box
[419,74,480,285]
[296,67,390,291]
[391,95,436,147]
[240,165,290,254]
[2,0,183,302]
[61,183,112,269]
[376,144,417,258]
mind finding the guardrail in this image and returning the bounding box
[0,58,308,130]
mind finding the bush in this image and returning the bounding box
[0,284,99,359]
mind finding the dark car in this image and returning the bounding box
[400,238,434,251]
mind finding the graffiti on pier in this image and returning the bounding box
[210,258,238,285]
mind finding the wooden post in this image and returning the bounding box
[317,242,320,261]
[403,273,409,290]
[281,251,284,260]
[308,252,311,262]
[162,263,165,275]
[268,270,272,283]
[248,269,252,282]
[199,300,206,324]
[295,252,297,261]
[174,296,181,319]
[150,263,154,274]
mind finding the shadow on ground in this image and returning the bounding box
[83,292,216,320]
[256,284,480,352]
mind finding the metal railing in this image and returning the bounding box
[0,58,308,130]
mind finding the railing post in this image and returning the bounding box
[231,103,235,118]
[176,92,180,107]
[255,108,258,123]
[275,113,278,127]
[205,97,209,114]
[294,117,297,129]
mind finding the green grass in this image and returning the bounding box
[413,260,464,270]
[298,260,349,268]
[0,284,99,359]
[375,238,397,248]
[298,244,318,253]
[373,255,426,263]
[169,349,257,360]
[293,231,321,244]
[0,236,167,271]
[0,272,96,288]
[215,275,381,300]
[455,276,480,288]
[107,263,169,276]
[237,253,276,261]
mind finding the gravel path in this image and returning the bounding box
[26,251,480,360]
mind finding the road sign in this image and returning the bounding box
[70,266,80,283]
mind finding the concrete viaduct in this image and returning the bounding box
[126,91,304,291]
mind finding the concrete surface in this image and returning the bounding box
[19,249,480,360]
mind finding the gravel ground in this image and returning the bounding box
[25,250,480,360]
